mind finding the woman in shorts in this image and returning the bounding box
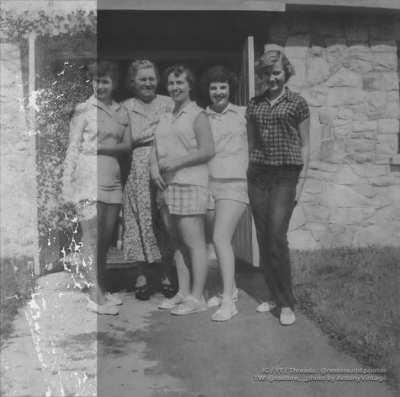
[151,65,215,315]
[203,66,249,321]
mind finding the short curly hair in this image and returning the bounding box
[163,64,196,93]
[201,65,237,103]
[127,59,160,88]
[255,50,295,83]
[88,60,119,88]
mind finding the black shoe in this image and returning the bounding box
[134,284,153,301]
[159,264,178,298]
[161,282,178,299]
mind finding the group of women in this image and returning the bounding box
[62,47,310,325]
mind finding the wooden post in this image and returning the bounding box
[28,31,41,276]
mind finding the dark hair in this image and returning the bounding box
[88,60,120,88]
[163,64,196,94]
[201,65,237,103]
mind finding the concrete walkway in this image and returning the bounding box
[1,270,396,397]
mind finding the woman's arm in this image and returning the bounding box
[150,143,166,191]
[158,112,215,172]
[97,119,133,157]
[296,117,310,202]
[62,109,85,200]
[246,118,257,152]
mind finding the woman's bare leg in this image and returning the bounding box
[213,200,246,300]
[177,215,208,301]
[79,213,105,305]
[160,207,190,296]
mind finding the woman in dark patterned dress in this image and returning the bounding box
[122,60,175,300]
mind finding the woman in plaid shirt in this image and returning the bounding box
[246,48,310,326]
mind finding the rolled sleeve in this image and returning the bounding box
[296,96,310,124]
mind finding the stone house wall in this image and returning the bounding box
[262,12,400,249]
[1,10,400,266]
[0,42,39,262]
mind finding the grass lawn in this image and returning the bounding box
[0,257,36,345]
[292,246,400,390]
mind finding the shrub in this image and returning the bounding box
[34,60,92,269]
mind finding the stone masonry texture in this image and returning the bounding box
[266,13,400,249]
[1,12,400,257]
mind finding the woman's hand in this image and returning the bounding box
[295,177,306,203]
[150,163,166,190]
[296,117,310,205]
[150,144,166,190]
[158,157,181,173]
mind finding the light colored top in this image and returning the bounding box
[123,95,173,146]
[206,103,248,179]
[155,101,208,187]
[62,95,129,204]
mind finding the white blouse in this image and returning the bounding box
[206,103,248,180]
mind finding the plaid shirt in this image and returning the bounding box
[246,87,309,166]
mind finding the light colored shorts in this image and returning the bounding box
[157,184,209,215]
[208,178,249,210]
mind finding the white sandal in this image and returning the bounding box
[87,300,119,315]
[280,307,296,326]
[170,296,207,316]
[212,300,238,322]
[207,288,239,308]
[158,292,186,310]
[105,293,123,306]
[256,301,277,313]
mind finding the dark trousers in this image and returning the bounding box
[247,165,301,309]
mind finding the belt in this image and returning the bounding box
[133,140,153,149]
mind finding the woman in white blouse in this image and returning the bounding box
[202,66,249,321]
[63,61,132,315]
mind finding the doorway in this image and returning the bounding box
[98,10,267,101]
[99,10,265,266]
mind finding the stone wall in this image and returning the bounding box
[1,11,400,264]
[265,13,400,248]
[0,42,39,262]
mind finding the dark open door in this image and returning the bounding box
[232,36,260,267]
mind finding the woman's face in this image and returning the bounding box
[167,72,191,104]
[132,67,158,102]
[259,61,286,96]
[92,75,113,102]
[209,81,230,110]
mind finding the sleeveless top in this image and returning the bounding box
[206,103,248,180]
[155,101,208,187]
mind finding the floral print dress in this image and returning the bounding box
[122,95,173,264]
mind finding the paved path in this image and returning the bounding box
[1,271,396,397]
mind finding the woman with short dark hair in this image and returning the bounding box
[201,65,248,321]
[63,60,132,314]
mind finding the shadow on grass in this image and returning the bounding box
[292,246,400,390]
[0,256,36,345]
[234,247,399,390]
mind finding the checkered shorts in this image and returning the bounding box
[157,184,209,215]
